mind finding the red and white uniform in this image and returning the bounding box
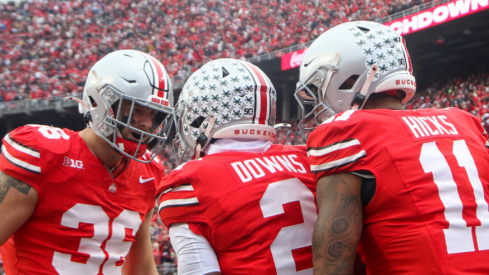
[307,108,489,274]
[158,143,317,274]
[0,125,164,275]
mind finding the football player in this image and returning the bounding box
[295,21,489,274]
[0,49,174,275]
[158,58,317,274]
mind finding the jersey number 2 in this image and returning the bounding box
[420,140,489,254]
[260,178,317,274]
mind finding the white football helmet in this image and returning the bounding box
[295,21,416,130]
[78,49,174,163]
[173,58,277,164]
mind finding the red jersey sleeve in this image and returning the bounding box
[158,161,206,227]
[306,111,368,182]
[0,125,72,191]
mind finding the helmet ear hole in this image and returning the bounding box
[339,75,360,90]
[88,96,98,107]
[190,116,206,128]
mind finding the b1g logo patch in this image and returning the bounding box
[63,156,84,169]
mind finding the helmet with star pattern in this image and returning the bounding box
[295,21,416,131]
[173,58,276,164]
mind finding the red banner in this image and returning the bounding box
[280,0,488,70]
[281,48,307,71]
[385,0,489,36]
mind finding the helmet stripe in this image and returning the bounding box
[402,37,413,74]
[246,62,270,125]
[146,54,168,98]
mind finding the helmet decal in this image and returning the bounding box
[346,23,408,80]
[295,21,416,131]
[243,62,274,125]
[401,37,413,74]
[145,53,170,94]
[79,49,174,163]
[173,58,276,164]
[143,53,171,106]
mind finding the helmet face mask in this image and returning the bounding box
[81,50,174,163]
[111,91,172,141]
[295,63,337,130]
[295,21,416,131]
[173,58,276,164]
[172,106,191,163]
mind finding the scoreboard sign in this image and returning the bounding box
[385,0,489,36]
[280,0,489,70]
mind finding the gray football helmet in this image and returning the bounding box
[173,58,277,164]
[295,21,416,130]
[78,49,174,163]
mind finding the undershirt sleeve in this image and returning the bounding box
[169,223,221,275]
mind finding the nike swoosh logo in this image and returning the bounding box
[303,58,315,67]
[139,176,155,184]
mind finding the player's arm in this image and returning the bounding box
[312,172,363,275]
[169,223,221,275]
[122,209,158,275]
[0,171,38,245]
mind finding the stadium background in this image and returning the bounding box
[1,1,489,136]
[0,0,488,273]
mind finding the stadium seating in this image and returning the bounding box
[0,0,429,102]
[2,1,485,274]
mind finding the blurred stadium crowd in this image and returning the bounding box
[1,0,489,274]
[0,0,429,101]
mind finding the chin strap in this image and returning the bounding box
[194,116,216,160]
[274,123,291,129]
[351,64,378,110]
[65,96,88,112]
[65,96,94,128]
[108,157,129,179]
[319,52,340,103]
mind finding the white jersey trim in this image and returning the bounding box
[308,139,360,157]
[159,197,199,210]
[4,134,40,158]
[169,185,195,192]
[1,145,41,173]
[310,150,366,172]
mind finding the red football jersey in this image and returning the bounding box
[0,125,164,275]
[307,108,489,274]
[158,144,317,274]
